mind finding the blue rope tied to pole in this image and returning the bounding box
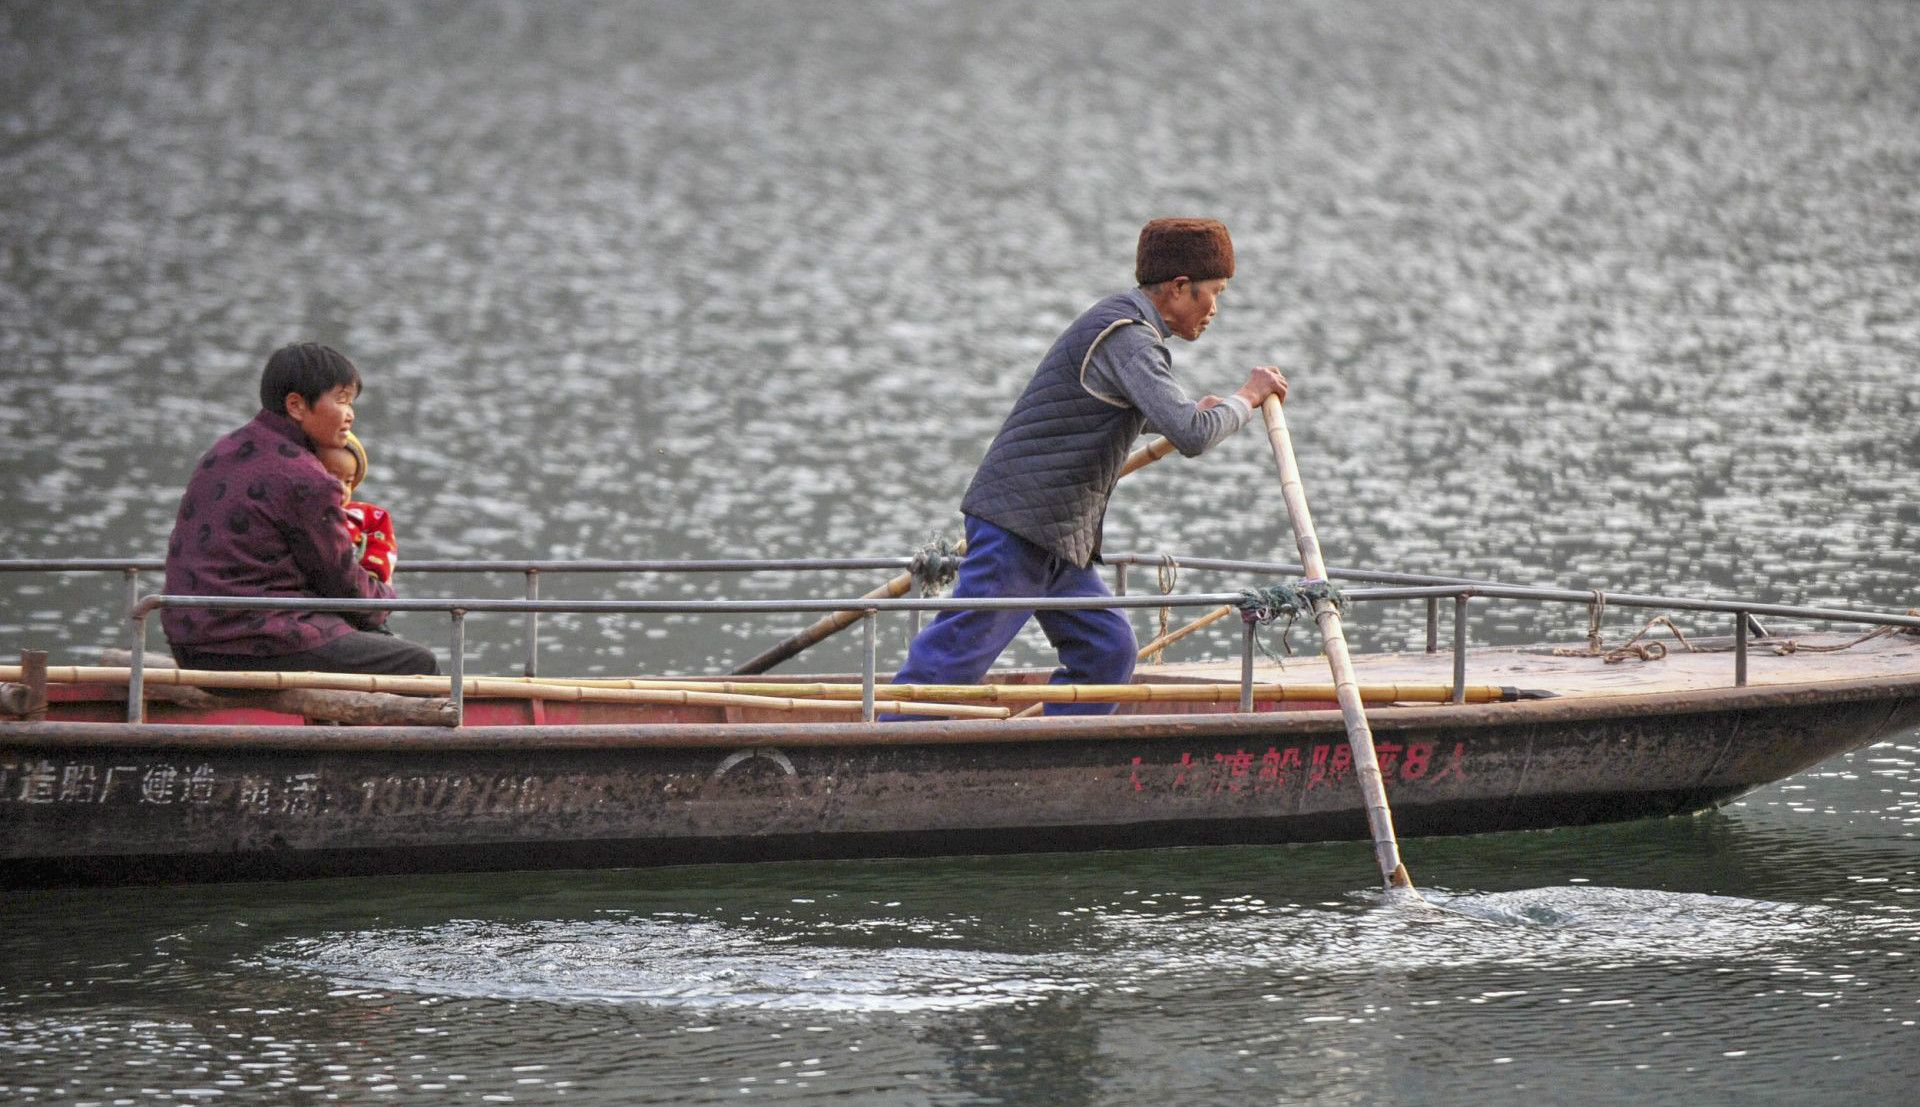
[909,537,964,595]
[1236,578,1349,660]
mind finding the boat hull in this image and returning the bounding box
[4,676,1917,886]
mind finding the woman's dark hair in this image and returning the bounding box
[259,342,362,414]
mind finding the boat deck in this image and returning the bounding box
[1149,628,1920,701]
[8,630,1920,731]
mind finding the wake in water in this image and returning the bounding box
[1419,884,1831,939]
[256,884,1884,1015]
[259,916,1092,1013]
[1096,884,1853,984]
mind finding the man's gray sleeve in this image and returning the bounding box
[1082,328,1252,456]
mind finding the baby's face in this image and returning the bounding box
[318,448,358,499]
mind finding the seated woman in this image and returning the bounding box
[162,342,437,675]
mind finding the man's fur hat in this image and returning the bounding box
[1136,218,1235,286]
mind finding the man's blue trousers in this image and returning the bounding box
[887,516,1136,718]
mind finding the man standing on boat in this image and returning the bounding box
[887,218,1287,716]
[161,342,438,676]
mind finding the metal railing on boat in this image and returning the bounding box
[8,556,1919,726]
[0,552,1725,676]
[2,556,929,680]
[113,586,1920,727]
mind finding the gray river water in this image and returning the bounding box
[3,1,1919,1103]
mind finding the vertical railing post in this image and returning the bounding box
[20,649,47,722]
[523,570,540,677]
[450,609,467,727]
[1734,610,1748,687]
[1240,620,1256,712]
[1115,563,1128,596]
[1451,593,1468,704]
[1426,597,1438,654]
[862,608,878,722]
[128,610,148,724]
[124,567,141,623]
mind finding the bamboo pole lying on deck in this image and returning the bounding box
[517,676,1516,704]
[2,666,1517,707]
[519,673,1483,703]
[0,666,1009,719]
[866,681,1507,704]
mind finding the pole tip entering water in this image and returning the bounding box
[1384,865,1437,911]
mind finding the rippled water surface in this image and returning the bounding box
[3,0,1920,1102]
[5,784,1920,1106]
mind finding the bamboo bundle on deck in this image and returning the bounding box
[72,670,1485,703]
[0,665,1009,719]
[501,675,1511,704]
[278,672,1508,704]
[3,666,1522,714]
[764,680,1505,704]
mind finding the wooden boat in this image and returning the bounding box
[5,599,1919,886]
[12,411,1913,888]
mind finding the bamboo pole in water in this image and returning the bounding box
[1261,395,1417,893]
[728,436,1181,675]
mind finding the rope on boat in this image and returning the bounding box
[1145,553,1180,665]
[1235,579,1348,661]
[1555,605,1920,664]
[1714,617,1920,657]
[1558,588,1662,660]
[1584,590,1607,653]
[908,536,963,596]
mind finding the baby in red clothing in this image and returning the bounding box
[318,431,399,584]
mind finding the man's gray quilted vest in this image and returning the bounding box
[960,292,1154,567]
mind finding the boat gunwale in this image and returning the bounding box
[5,671,1918,753]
